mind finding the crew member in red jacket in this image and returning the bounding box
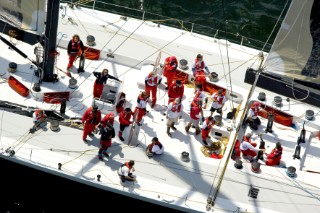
[145,71,162,108]
[192,54,211,90]
[67,34,85,75]
[99,112,115,128]
[167,80,184,104]
[185,98,203,135]
[118,108,134,141]
[201,116,215,146]
[82,105,101,143]
[163,56,178,90]
[265,142,283,166]
[134,91,149,126]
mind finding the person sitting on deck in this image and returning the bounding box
[93,68,122,98]
[265,142,283,166]
[146,137,164,157]
[245,101,264,130]
[240,133,264,159]
[30,109,47,133]
[117,160,137,183]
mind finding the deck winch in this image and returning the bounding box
[86,35,96,46]
[258,92,266,101]
[286,166,296,177]
[273,96,282,107]
[8,62,17,73]
[179,59,188,70]
[181,151,190,162]
[305,110,314,120]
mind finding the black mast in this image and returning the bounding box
[42,0,60,82]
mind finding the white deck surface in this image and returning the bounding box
[0,4,320,213]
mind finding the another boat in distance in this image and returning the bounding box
[0,0,319,212]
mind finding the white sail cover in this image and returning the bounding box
[264,0,319,83]
[0,0,45,34]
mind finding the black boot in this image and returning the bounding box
[171,122,177,131]
[167,127,171,137]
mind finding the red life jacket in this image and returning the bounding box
[71,40,81,52]
[171,101,182,112]
[35,110,44,120]
[190,104,201,120]
[204,118,214,129]
[194,89,204,101]
[194,59,205,72]
[213,93,224,104]
[147,73,158,85]
[243,136,250,142]
[250,106,260,116]
[125,162,133,169]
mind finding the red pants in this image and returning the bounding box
[83,123,96,140]
[67,53,78,69]
[100,139,112,149]
[202,129,210,140]
[134,107,146,123]
[266,157,281,166]
[145,85,157,105]
[166,72,175,88]
[241,149,257,158]
[93,82,104,98]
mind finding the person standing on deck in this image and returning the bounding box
[117,160,137,183]
[163,56,178,90]
[185,98,203,135]
[116,92,127,114]
[98,123,115,160]
[145,71,162,108]
[192,54,211,91]
[99,112,115,129]
[93,69,122,99]
[67,34,85,76]
[193,83,207,109]
[166,98,183,137]
[201,116,215,146]
[167,80,184,105]
[118,107,134,141]
[209,89,226,117]
[82,105,101,143]
[134,91,149,126]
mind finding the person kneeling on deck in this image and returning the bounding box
[146,137,164,157]
[98,123,115,160]
[118,160,137,183]
[245,101,264,130]
[30,109,47,133]
[166,98,183,137]
[240,133,264,159]
[265,142,282,166]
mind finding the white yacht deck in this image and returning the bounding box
[0,4,319,213]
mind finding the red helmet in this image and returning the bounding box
[253,102,261,107]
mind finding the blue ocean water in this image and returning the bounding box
[1,0,290,212]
